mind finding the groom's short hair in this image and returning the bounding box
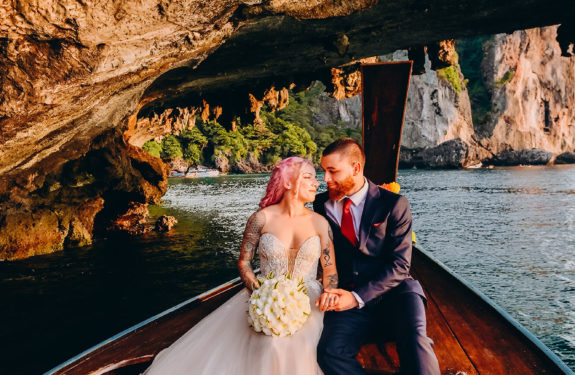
[322,138,365,167]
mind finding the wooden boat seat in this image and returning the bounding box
[358,341,400,374]
[356,292,477,375]
[355,255,479,375]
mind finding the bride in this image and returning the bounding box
[143,156,339,374]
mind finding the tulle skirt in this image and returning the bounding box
[143,284,324,375]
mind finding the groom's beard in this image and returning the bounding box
[327,175,356,201]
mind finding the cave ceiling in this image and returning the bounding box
[141,0,573,114]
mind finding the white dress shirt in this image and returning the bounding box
[324,178,369,308]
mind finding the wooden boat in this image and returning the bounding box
[46,63,574,375]
[45,245,574,375]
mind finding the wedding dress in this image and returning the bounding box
[143,233,324,374]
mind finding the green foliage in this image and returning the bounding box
[437,65,463,94]
[178,125,208,165]
[271,80,361,162]
[161,135,183,159]
[456,36,493,129]
[140,80,365,172]
[276,81,326,131]
[213,127,249,165]
[142,140,162,158]
[495,70,514,86]
[195,120,223,138]
[180,126,208,147]
[239,124,275,160]
[271,123,317,159]
[276,95,313,130]
[183,143,201,166]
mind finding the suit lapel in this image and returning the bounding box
[358,180,381,247]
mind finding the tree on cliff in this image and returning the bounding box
[142,140,162,158]
[161,135,183,159]
[180,126,208,166]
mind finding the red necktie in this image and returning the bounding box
[341,198,357,246]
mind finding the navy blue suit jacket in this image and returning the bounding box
[314,179,425,305]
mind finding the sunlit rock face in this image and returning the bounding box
[478,26,575,158]
[0,0,570,259]
[400,51,475,150]
[311,49,484,168]
[347,49,487,168]
[393,26,575,168]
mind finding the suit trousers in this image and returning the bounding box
[317,291,440,375]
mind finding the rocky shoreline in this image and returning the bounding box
[165,145,575,176]
[399,141,575,169]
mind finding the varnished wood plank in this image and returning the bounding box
[411,265,479,375]
[48,255,572,375]
[413,248,568,375]
[358,342,400,374]
[357,265,479,375]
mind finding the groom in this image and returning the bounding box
[314,139,440,375]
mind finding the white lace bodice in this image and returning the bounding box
[258,233,322,298]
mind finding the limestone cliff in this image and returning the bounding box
[477,26,575,163]
[312,94,362,130]
[385,50,489,168]
[389,26,575,168]
[314,49,487,168]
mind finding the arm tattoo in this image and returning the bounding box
[322,225,338,289]
[322,246,333,266]
[322,227,335,266]
[326,274,338,289]
[238,210,265,291]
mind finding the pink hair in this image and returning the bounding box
[259,157,313,208]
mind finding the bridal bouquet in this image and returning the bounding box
[247,272,311,337]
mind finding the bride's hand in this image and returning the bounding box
[244,277,260,292]
[315,292,340,312]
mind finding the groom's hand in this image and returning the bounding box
[315,292,340,312]
[324,288,359,311]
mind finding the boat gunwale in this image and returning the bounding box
[414,244,574,375]
[44,275,244,375]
